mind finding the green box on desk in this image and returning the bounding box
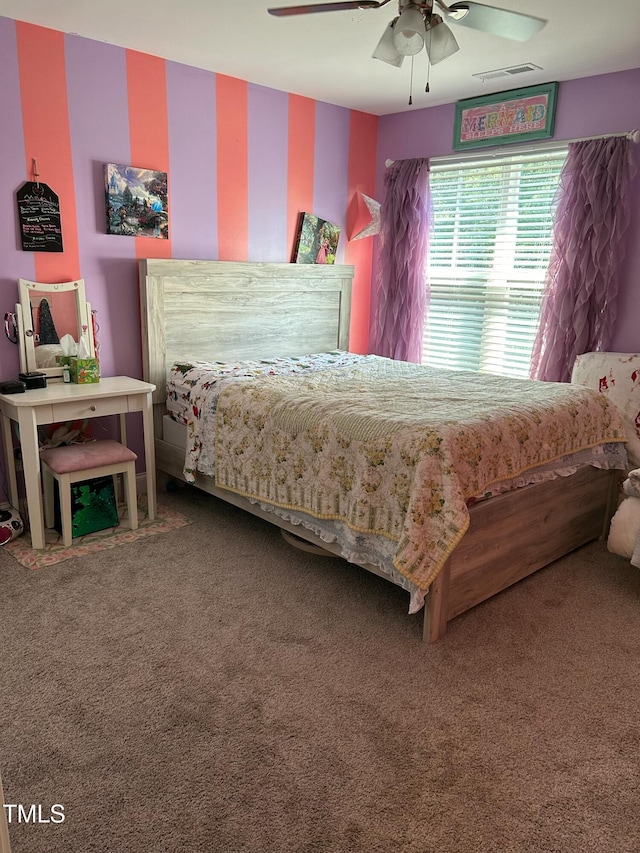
[70,357,100,384]
[53,475,118,538]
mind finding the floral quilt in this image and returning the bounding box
[168,351,367,481]
[211,356,627,591]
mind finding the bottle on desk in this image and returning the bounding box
[62,365,71,383]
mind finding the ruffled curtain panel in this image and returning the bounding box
[369,158,432,363]
[530,136,637,383]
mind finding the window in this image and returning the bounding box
[424,147,567,378]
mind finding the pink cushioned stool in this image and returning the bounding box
[40,439,138,546]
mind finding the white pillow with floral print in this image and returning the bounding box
[572,352,640,468]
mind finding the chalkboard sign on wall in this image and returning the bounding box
[16,181,63,253]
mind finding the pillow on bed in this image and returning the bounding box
[167,351,366,425]
[169,351,366,394]
[171,350,356,379]
[571,352,640,468]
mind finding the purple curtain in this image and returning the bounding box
[530,136,637,382]
[369,158,432,363]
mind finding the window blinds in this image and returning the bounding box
[424,147,567,378]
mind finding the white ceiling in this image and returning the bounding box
[1,0,639,116]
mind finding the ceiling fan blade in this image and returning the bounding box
[443,2,546,42]
[268,1,385,16]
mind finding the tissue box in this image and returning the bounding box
[70,357,100,384]
[56,355,73,367]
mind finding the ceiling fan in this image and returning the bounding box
[267,1,547,69]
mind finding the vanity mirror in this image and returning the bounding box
[16,279,95,381]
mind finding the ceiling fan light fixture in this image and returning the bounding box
[372,19,405,66]
[392,5,426,56]
[425,16,459,65]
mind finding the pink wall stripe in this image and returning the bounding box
[287,95,316,262]
[345,110,378,353]
[126,49,172,260]
[216,74,249,261]
[16,22,80,283]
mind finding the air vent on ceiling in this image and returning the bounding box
[472,63,542,82]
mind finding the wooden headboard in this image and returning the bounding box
[138,259,354,406]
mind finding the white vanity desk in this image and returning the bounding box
[0,376,156,549]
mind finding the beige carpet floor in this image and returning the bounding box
[0,483,638,853]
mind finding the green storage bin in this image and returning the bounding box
[53,475,118,538]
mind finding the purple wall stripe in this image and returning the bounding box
[167,61,218,261]
[313,101,351,265]
[0,17,34,387]
[247,83,289,262]
[65,35,135,378]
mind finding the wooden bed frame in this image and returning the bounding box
[139,258,621,642]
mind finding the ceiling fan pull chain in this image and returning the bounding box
[425,31,431,92]
[424,29,432,93]
[408,54,414,105]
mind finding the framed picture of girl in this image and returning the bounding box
[292,213,340,264]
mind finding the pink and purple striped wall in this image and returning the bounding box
[0,17,377,393]
[1,14,638,497]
